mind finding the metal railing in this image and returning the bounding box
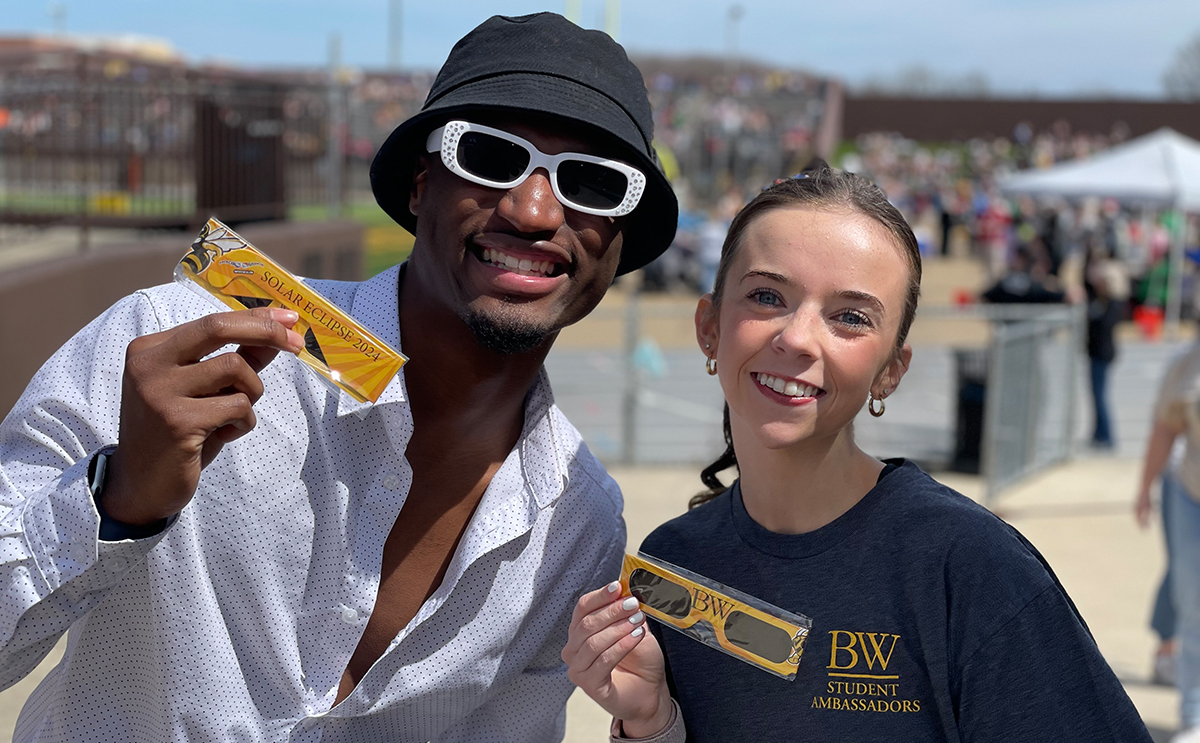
[977,305,1086,500]
[547,296,1086,501]
[0,50,335,239]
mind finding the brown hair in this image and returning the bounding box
[690,164,923,509]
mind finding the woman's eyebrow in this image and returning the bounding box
[741,272,886,314]
[742,269,790,284]
[839,290,885,315]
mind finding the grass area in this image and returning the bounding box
[0,191,414,278]
[0,190,192,215]
[289,201,414,277]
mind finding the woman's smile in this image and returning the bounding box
[751,372,826,405]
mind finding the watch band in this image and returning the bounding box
[88,448,169,541]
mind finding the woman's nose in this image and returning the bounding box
[772,308,822,359]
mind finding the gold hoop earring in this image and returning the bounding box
[705,356,718,375]
[868,393,885,417]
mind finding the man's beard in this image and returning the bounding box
[461,307,553,355]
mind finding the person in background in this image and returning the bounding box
[697,208,728,294]
[981,243,1067,305]
[1138,346,1200,742]
[1085,246,1129,449]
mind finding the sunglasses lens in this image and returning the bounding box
[724,610,794,663]
[557,160,628,210]
[629,569,691,618]
[457,131,530,184]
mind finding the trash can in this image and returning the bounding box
[952,349,989,473]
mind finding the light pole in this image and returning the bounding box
[605,0,621,41]
[726,4,744,78]
[48,2,67,35]
[388,0,403,70]
[565,0,582,25]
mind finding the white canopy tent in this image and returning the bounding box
[999,127,1200,335]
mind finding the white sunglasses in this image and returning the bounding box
[425,120,646,217]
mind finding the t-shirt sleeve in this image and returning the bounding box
[956,584,1151,743]
[1154,354,1191,430]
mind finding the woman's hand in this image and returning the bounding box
[1135,484,1153,529]
[563,581,674,737]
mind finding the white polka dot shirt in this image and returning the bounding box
[0,264,626,742]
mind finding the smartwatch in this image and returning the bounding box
[88,448,169,541]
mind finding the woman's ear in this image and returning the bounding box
[409,154,431,217]
[695,293,720,358]
[874,343,912,398]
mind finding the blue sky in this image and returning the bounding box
[3,1,1197,97]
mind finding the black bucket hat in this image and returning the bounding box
[370,12,678,276]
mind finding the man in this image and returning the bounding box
[0,13,676,742]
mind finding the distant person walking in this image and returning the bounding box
[1085,250,1128,449]
[1137,344,1200,742]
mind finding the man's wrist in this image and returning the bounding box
[90,448,170,540]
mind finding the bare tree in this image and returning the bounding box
[1164,32,1200,100]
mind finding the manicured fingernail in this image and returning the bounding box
[621,597,638,611]
[606,581,621,594]
[287,330,304,350]
[629,611,644,624]
[271,309,299,323]
[631,626,644,637]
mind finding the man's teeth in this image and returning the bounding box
[481,248,557,277]
[756,373,820,398]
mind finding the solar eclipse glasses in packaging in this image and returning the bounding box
[621,553,812,681]
[175,218,407,404]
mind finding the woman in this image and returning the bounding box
[562,167,1150,742]
[1136,345,1200,742]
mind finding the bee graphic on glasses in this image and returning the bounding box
[182,223,220,273]
[788,630,808,666]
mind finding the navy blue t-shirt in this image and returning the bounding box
[639,460,1150,742]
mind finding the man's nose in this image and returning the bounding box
[496,168,564,234]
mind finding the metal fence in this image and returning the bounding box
[0,49,336,236]
[980,305,1086,498]
[546,296,1086,501]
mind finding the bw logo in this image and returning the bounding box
[827,631,900,672]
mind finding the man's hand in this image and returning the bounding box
[562,581,674,738]
[101,307,304,526]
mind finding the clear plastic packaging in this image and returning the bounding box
[621,552,812,680]
[175,218,407,404]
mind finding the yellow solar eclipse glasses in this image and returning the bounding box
[621,553,812,680]
[176,218,407,404]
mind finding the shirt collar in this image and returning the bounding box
[336,264,407,418]
[519,369,570,510]
[332,264,569,508]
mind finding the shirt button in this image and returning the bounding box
[382,474,401,490]
[340,605,358,624]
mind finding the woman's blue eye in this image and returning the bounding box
[750,289,782,307]
[837,310,872,327]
